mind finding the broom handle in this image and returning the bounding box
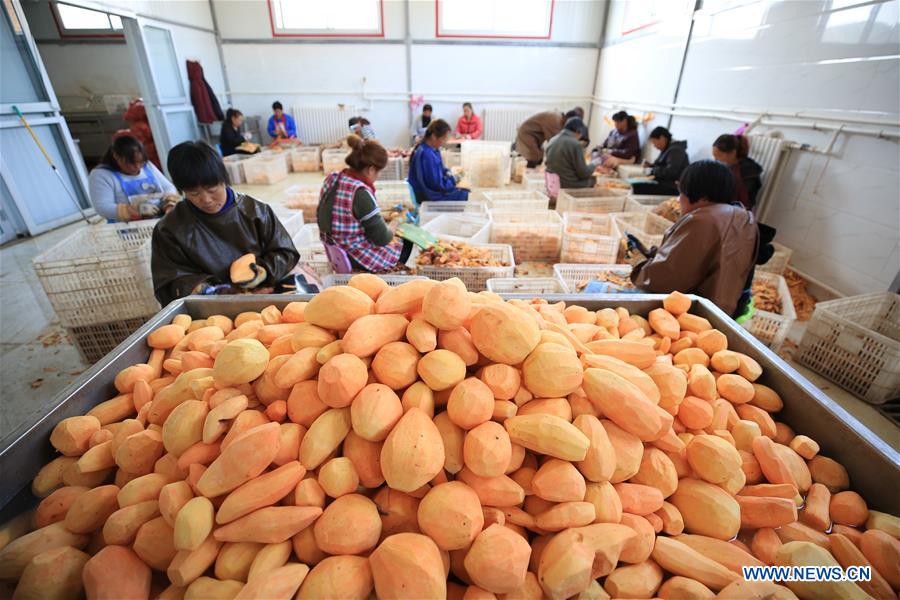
[12,105,56,168]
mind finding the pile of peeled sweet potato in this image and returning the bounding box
[1,276,898,599]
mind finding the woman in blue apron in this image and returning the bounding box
[88,135,180,222]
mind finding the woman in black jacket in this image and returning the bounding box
[632,126,689,196]
[219,108,257,157]
[713,134,763,210]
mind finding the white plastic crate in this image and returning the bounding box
[461,141,512,187]
[68,316,156,364]
[617,164,649,179]
[375,180,414,209]
[482,190,550,211]
[612,211,672,249]
[523,171,546,191]
[33,222,160,328]
[290,146,321,172]
[561,212,621,264]
[413,243,514,292]
[553,264,635,293]
[283,184,321,223]
[418,200,488,225]
[376,156,404,181]
[624,195,676,213]
[556,188,629,214]
[271,205,305,238]
[757,241,794,275]
[512,157,527,183]
[796,292,900,404]
[596,176,633,192]
[243,154,289,185]
[489,209,563,263]
[223,154,250,184]
[743,271,796,351]
[423,214,491,244]
[320,273,426,288]
[291,224,333,276]
[261,147,293,172]
[441,149,462,168]
[322,148,350,173]
[486,277,565,294]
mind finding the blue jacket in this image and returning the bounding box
[407,144,468,203]
[267,113,297,139]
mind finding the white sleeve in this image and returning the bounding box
[149,162,178,195]
[88,169,120,221]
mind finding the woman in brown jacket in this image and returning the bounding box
[515,107,584,167]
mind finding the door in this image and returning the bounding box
[123,18,199,173]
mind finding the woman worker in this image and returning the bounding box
[712,134,763,210]
[592,111,640,170]
[411,103,433,144]
[317,135,414,272]
[151,141,299,305]
[631,126,689,196]
[407,120,470,202]
[219,109,258,157]
[89,134,180,222]
[544,117,595,189]
[628,160,759,317]
[454,103,483,140]
[516,107,584,167]
[267,101,297,141]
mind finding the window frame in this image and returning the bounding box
[435,0,554,40]
[267,0,385,38]
[50,1,125,39]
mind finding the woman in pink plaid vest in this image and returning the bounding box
[317,135,413,272]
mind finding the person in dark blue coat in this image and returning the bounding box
[407,119,469,203]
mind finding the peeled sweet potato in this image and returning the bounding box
[369,533,446,599]
[469,304,540,365]
[0,522,89,580]
[214,506,323,544]
[82,545,152,600]
[448,377,494,430]
[350,383,403,442]
[296,555,374,600]
[668,478,740,541]
[504,415,589,462]
[418,482,484,551]
[313,493,381,555]
[317,354,368,408]
[234,563,309,600]
[464,524,531,594]
[305,286,374,331]
[197,422,281,497]
[381,408,444,492]
[13,545,89,600]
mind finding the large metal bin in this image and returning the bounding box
[1,295,898,519]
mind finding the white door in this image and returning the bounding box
[123,18,199,174]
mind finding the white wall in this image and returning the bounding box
[593,0,900,295]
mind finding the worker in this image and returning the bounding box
[407,119,469,202]
[712,134,763,210]
[317,135,413,272]
[592,111,640,170]
[454,103,483,140]
[89,134,180,222]
[544,117,595,189]
[516,107,584,167]
[411,103,433,144]
[151,141,299,305]
[267,101,297,141]
[628,160,759,317]
[632,126,689,196]
[219,108,258,157]
[349,117,377,140]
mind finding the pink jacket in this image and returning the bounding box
[455,114,483,139]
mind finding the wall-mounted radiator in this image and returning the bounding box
[294,105,356,145]
[483,108,551,142]
[748,134,792,221]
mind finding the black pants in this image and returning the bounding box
[631,182,678,196]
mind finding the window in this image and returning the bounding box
[268,0,383,37]
[436,0,553,39]
[51,1,123,38]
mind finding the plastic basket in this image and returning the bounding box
[320,273,426,288]
[271,206,304,238]
[418,201,488,225]
[291,224,333,276]
[561,212,621,264]
[553,264,634,293]
[482,190,550,211]
[556,188,629,215]
[461,141,512,187]
[223,154,249,184]
[489,209,563,262]
[523,171,546,191]
[290,146,321,172]
[612,212,672,248]
[33,222,160,328]
[617,164,648,179]
[796,292,900,404]
[67,315,155,364]
[375,181,413,209]
[376,156,404,181]
[757,241,794,275]
[413,243,514,292]
[512,157,527,183]
[322,148,350,173]
[441,149,462,168]
[596,176,633,192]
[486,277,565,294]
[243,154,289,185]
[283,184,321,223]
[624,195,677,213]
[423,214,491,244]
[743,271,796,351]
[260,147,292,172]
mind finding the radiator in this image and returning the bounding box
[294,105,356,145]
[748,134,791,221]
[483,107,550,142]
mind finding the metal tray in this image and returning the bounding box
[1,294,898,519]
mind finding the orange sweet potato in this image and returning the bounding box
[614,483,664,515]
[480,364,521,401]
[751,527,782,565]
[464,524,531,594]
[299,408,352,470]
[417,482,484,551]
[522,343,583,398]
[350,383,403,442]
[82,545,151,600]
[457,468,525,508]
[407,318,438,353]
[50,416,101,457]
[317,353,368,408]
[830,533,896,600]
[423,279,471,331]
[685,434,741,485]
[535,502,596,532]
[13,545,89,600]
[447,377,494,430]
[381,408,444,493]
[372,342,420,390]
[287,380,328,428]
[583,368,667,442]
[296,555,374,600]
[418,349,467,392]
[829,491,868,527]
[63,484,119,534]
[463,420,512,478]
[669,478,740,541]
[313,493,381,555]
[650,536,737,592]
[505,414,590,462]
[102,500,160,546]
[215,506,323,544]
[470,303,541,366]
[808,455,850,493]
[197,422,280,497]
[304,286,374,330]
[737,495,798,529]
[0,522,89,580]
[532,459,586,502]
[751,436,797,488]
[273,347,320,389]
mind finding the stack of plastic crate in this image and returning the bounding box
[282,185,321,223]
[289,146,321,172]
[291,224,333,276]
[561,212,621,264]
[556,188,629,214]
[461,140,512,187]
[243,154,289,185]
[322,148,350,173]
[489,209,563,262]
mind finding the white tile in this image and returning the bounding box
[803,206,897,281]
[803,159,900,226]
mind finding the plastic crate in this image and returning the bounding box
[553,264,634,293]
[512,157,527,183]
[322,148,350,173]
[413,243,514,292]
[441,149,462,168]
[596,176,633,192]
[482,190,550,211]
[290,146,321,172]
[271,206,304,238]
[758,241,794,275]
[375,180,414,209]
[561,212,621,264]
[617,164,648,179]
[461,141,511,187]
[423,214,491,244]
[68,315,155,364]
[376,156,404,181]
[612,212,672,248]
[624,195,677,213]
[243,154,289,185]
[418,200,488,225]
[223,154,249,184]
[283,184,321,223]
[743,271,796,351]
[489,209,563,262]
[523,171,546,191]
[260,147,293,172]
[320,273,426,288]
[291,224,333,276]
[33,222,160,328]
[486,277,565,294]
[796,292,900,404]
[556,188,629,215]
